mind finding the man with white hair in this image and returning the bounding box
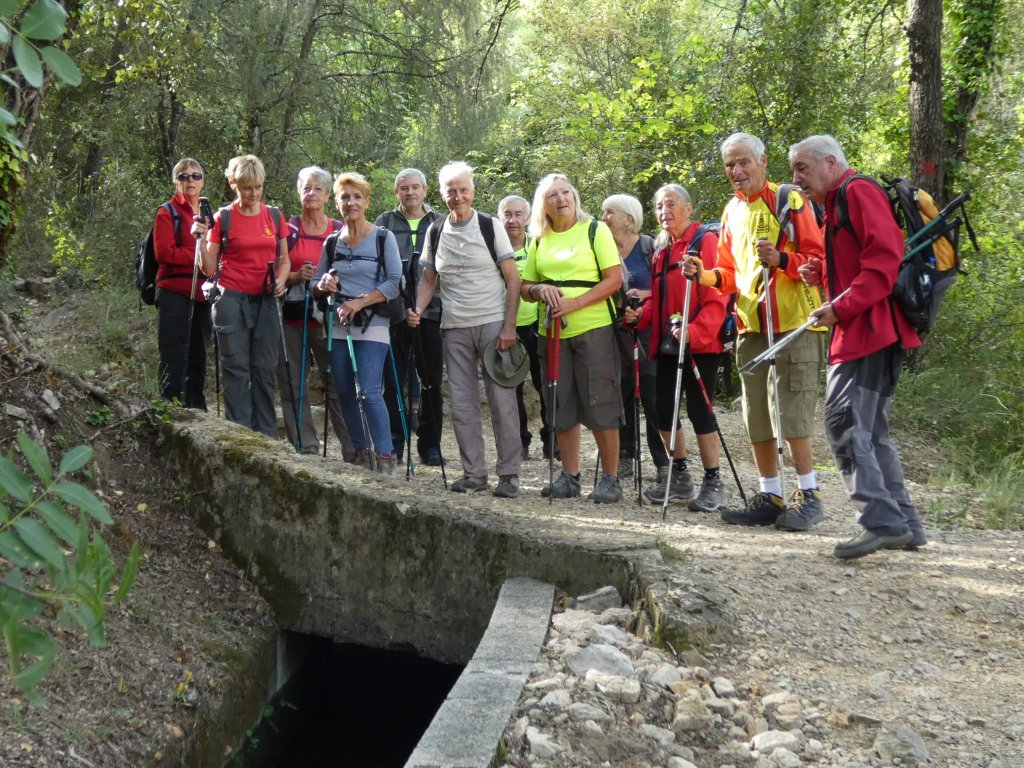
[685,132,827,531]
[408,162,523,497]
[376,168,445,467]
[499,193,552,462]
[789,134,928,559]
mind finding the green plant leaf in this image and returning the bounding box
[1,571,46,622]
[92,535,113,595]
[11,36,44,88]
[58,445,92,475]
[15,517,66,569]
[0,24,9,45]
[17,432,53,485]
[11,627,57,705]
[20,0,67,41]
[0,107,16,127]
[36,500,78,546]
[0,0,22,15]
[39,45,81,86]
[114,541,141,602]
[0,530,39,569]
[0,457,33,503]
[52,481,112,525]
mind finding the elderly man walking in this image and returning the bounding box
[789,134,928,558]
[408,162,523,497]
[376,168,445,466]
[685,132,827,530]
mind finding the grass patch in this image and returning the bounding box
[655,535,690,563]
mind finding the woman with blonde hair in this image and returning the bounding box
[520,173,624,503]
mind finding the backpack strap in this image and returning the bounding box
[478,213,499,265]
[373,226,388,280]
[639,234,654,270]
[164,202,183,247]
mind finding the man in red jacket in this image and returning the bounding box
[789,134,928,559]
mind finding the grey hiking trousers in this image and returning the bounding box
[824,344,924,536]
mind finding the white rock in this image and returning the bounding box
[762,692,799,711]
[552,609,599,636]
[712,676,737,697]
[705,697,736,718]
[567,643,636,678]
[673,697,713,733]
[770,747,802,767]
[511,716,529,740]
[581,719,604,736]
[574,585,622,612]
[872,723,930,765]
[587,670,642,703]
[640,723,676,746]
[5,404,29,420]
[649,665,683,688]
[666,759,698,768]
[750,729,800,754]
[568,702,609,721]
[590,622,630,646]
[539,689,571,708]
[526,726,565,759]
[526,676,563,691]
[41,389,60,411]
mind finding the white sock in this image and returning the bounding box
[759,476,782,497]
[798,471,818,491]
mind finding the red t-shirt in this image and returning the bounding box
[207,202,287,295]
[284,217,343,327]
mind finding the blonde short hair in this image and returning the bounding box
[528,173,591,240]
[333,171,371,208]
[225,154,265,187]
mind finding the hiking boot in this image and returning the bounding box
[656,465,669,484]
[589,473,623,504]
[376,453,396,476]
[541,471,581,499]
[721,492,784,526]
[775,488,825,531]
[420,447,443,467]
[521,445,531,462]
[353,449,376,471]
[688,476,726,513]
[542,442,561,461]
[452,475,488,494]
[834,527,913,560]
[906,525,928,550]
[643,469,694,504]
[493,475,520,499]
[617,452,634,480]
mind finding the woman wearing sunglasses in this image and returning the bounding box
[153,158,212,409]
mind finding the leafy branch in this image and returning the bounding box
[1,432,140,705]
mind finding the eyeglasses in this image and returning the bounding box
[176,172,204,182]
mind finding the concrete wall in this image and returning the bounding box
[164,416,707,665]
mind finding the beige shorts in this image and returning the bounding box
[736,329,824,442]
[538,325,623,432]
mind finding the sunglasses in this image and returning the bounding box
[176,172,204,181]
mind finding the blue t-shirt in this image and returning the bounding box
[622,238,652,293]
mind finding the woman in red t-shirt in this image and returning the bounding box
[277,166,354,458]
[153,157,210,409]
[199,155,289,436]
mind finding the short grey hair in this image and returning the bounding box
[788,134,850,170]
[394,168,427,188]
[721,132,766,162]
[438,161,475,192]
[528,173,591,240]
[602,194,644,234]
[498,194,531,218]
[654,183,692,206]
[296,166,333,197]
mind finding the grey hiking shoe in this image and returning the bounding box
[541,471,581,499]
[493,475,520,499]
[589,473,623,504]
[775,488,825,531]
[643,469,694,504]
[353,449,376,471]
[375,453,396,476]
[452,475,488,493]
[688,476,725,512]
[721,492,784,526]
[617,452,634,479]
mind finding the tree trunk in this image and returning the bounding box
[906,0,945,202]
[273,0,326,175]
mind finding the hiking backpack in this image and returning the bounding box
[831,175,977,334]
[136,202,181,306]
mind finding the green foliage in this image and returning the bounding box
[1,432,141,705]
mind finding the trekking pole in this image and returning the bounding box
[182,196,212,404]
[740,287,851,374]
[690,356,747,509]
[631,323,642,506]
[296,261,313,452]
[662,274,692,521]
[760,261,786,502]
[545,304,563,505]
[344,320,376,468]
[267,262,301,450]
[387,343,413,480]
[413,328,447,489]
[322,269,338,458]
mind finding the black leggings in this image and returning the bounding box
[654,352,720,436]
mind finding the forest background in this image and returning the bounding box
[2,0,1022,522]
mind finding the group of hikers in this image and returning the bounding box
[151,130,928,560]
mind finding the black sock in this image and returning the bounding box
[704,466,720,481]
[672,457,688,473]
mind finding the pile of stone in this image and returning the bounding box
[498,586,931,768]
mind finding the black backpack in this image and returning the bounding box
[323,227,400,327]
[830,175,976,334]
[136,202,181,306]
[425,212,500,265]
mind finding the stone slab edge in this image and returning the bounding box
[405,577,555,768]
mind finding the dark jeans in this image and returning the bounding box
[384,320,445,459]
[157,288,211,409]
[617,327,667,468]
[515,324,550,451]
